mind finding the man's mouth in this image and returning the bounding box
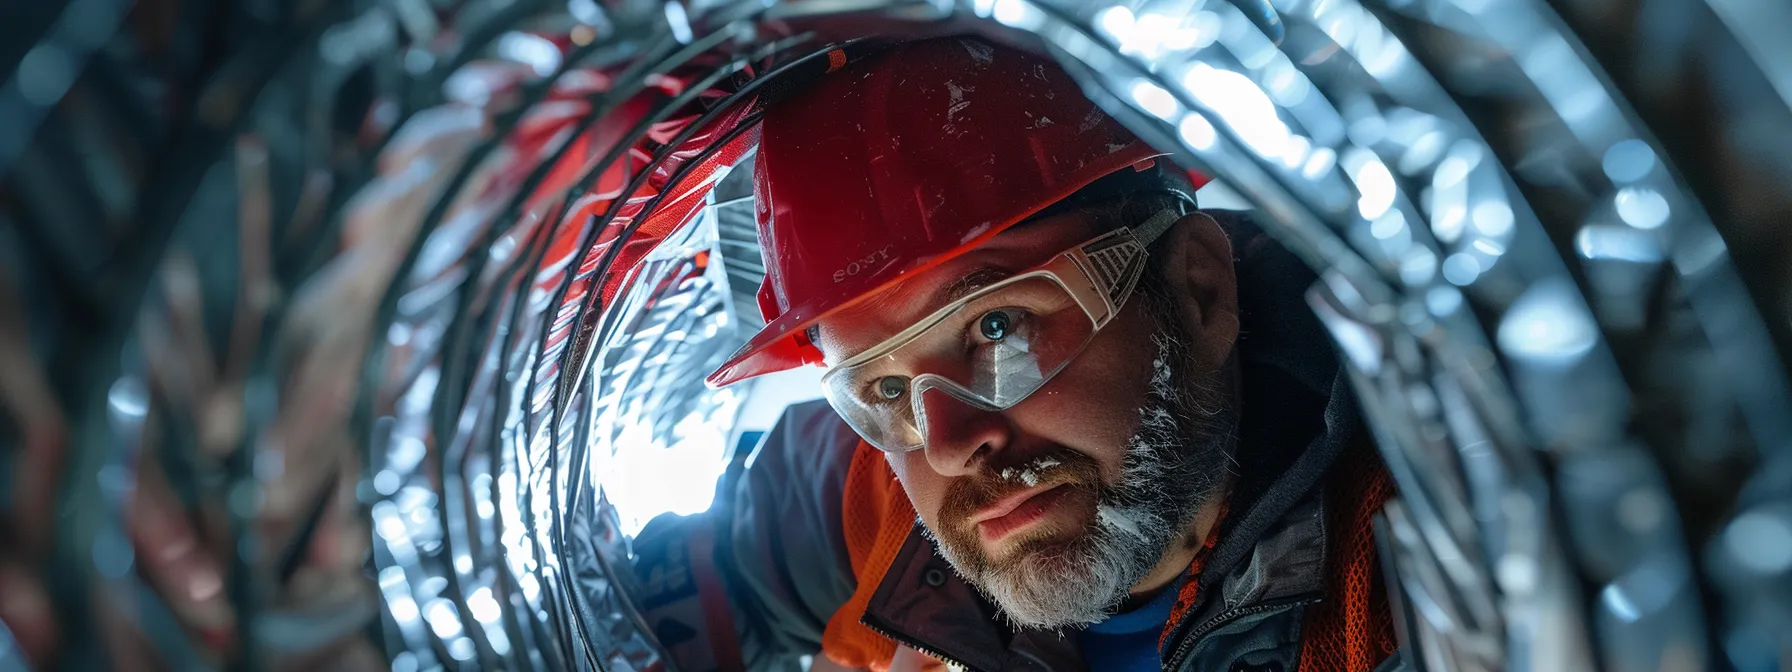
[972,482,1074,543]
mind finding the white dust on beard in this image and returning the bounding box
[927,332,1219,630]
[999,457,1060,487]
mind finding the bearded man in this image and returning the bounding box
[631,36,1403,672]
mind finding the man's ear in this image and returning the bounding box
[1152,213,1239,368]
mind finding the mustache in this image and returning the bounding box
[938,449,1103,528]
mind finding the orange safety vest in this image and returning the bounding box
[819,441,921,670]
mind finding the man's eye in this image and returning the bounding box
[978,310,1014,342]
[875,376,909,401]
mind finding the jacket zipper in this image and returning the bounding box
[861,616,977,671]
[1165,595,1321,669]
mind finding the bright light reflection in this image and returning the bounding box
[496,33,561,77]
[449,638,476,661]
[1280,135,1312,169]
[1179,114,1218,150]
[1147,11,1217,53]
[1726,510,1792,574]
[1471,201,1515,238]
[1400,130,1448,174]
[108,378,147,419]
[1371,210,1407,240]
[1130,81,1180,120]
[1347,115,1386,147]
[490,629,512,656]
[1615,188,1670,229]
[602,410,729,535]
[1575,225,1662,263]
[1302,147,1337,179]
[1401,248,1438,285]
[993,0,1042,28]
[662,0,693,44]
[1097,6,1135,43]
[1442,252,1482,286]
[1344,148,1396,219]
[1437,140,1484,185]
[1432,203,1466,244]
[1374,222,1412,259]
[389,594,421,625]
[468,587,502,623]
[425,598,464,639]
[374,470,401,495]
[1192,11,1225,48]
[1345,5,1406,75]
[421,576,448,596]
[390,436,427,473]
[1603,139,1657,183]
[1184,63,1292,160]
[1435,156,1471,188]
[375,503,408,541]
[1600,582,1641,623]
[1100,7,1214,60]
[1426,286,1464,316]
[1497,282,1599,365]
[1262,56,1311,107]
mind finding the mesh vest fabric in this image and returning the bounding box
[1297,437,1399,672]
[819,441,919,670]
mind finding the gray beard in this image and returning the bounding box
[925,321,1238,630]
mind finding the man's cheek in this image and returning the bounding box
[885,449,919,484]
[888,451,945,523]
[1025,337,1155,463]
[1007,386,1131,481]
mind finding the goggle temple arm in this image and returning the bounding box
[1132,208,1183,246]
[1063,208,1181,327]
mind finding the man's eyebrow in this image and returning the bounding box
[936,267,1012,306]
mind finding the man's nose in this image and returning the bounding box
[916,386,1010,478]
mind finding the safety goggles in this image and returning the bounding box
[820,210,1183,453]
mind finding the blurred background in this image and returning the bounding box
[0,0,1789,670]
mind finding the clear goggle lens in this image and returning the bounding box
[823,275,1102,452]
[820,218,1169,452]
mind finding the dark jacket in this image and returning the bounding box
[632,211,1403,671]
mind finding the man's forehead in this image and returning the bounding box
[817,254,1009,358]
[815,211,1097,362]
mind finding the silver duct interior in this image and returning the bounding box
[0,0,1788,670]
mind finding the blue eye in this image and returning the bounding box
[876,376,908,400]
[978,310,1011,341]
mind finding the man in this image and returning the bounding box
[632,36,1401,672]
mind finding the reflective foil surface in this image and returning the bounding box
[0,0,1788,670]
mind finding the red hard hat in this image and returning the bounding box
[705,37,1168,387]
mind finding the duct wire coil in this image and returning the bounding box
[0,0,1789,670]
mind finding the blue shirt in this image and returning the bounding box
[1078,582,1181,671]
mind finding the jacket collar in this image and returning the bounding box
[860,211,1350,670]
